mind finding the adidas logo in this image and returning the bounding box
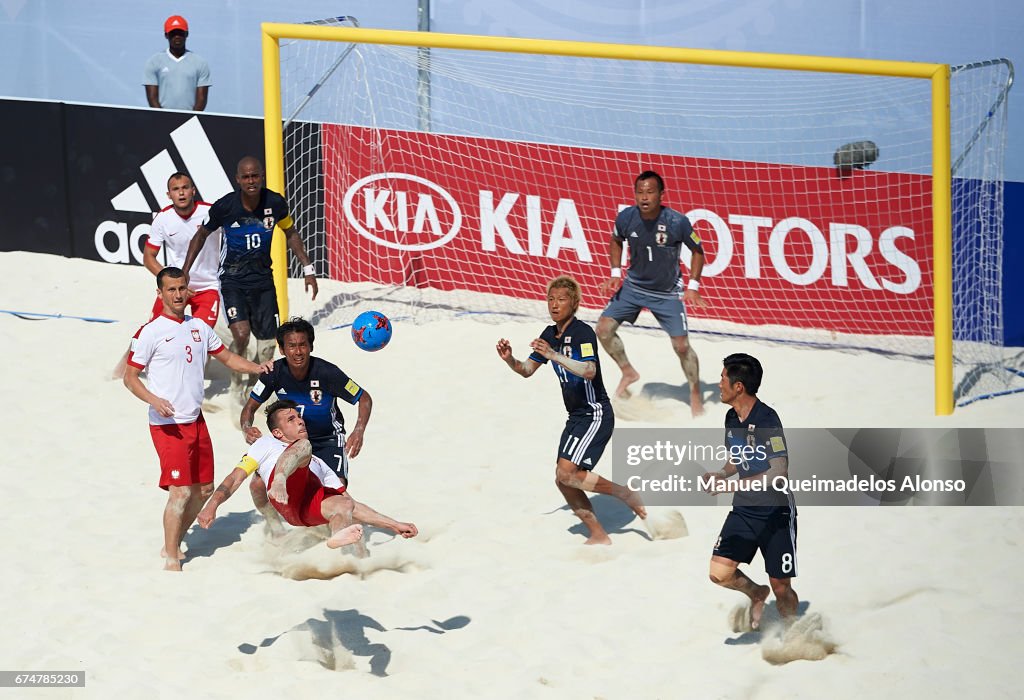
[629,231,638,237]
[583,458,592,465]
[109,116,232,213]
[96,116,234,265]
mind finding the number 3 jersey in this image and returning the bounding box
[250,357,364,442]
[529,318,610,416]
[127,314,225,425]
[203,187,293,290]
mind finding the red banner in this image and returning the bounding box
[322,125,933,336]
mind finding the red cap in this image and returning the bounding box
[164,15,189,34]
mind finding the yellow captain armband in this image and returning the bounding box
[278,214,294,230]
[236,455,260,476]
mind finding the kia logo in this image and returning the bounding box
[342,172,462,251]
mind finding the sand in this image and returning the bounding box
[0,251,1020,699]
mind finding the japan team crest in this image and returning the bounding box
[310,389,323,405]
[655,231,668,246]
[191,329,201,342]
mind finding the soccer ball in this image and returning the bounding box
[351,310,392,352]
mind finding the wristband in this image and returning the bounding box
[302,264,316,276]
[687,279,700,291]
[610,268,622,278]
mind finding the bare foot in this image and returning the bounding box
[160,547,186,560]
[327,523,364,549]
[163,557,183,572]
[615,367,640,398]
[750,584,771,630]
[623,489,648,520]
[690,390,705,417]
[584,533,613,545]
[393,522,418,538]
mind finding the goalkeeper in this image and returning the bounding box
[597,170,708,417]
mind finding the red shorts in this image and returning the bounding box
[267,467,346,527]
[149,414,214,489]
[150,288,220,327]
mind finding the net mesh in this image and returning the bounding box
[277,23,1016,406]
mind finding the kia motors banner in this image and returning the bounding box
[323,124,933,336]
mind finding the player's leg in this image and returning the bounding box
[249,473,288,536]
[762,511,799,621]
[349,497,418,539]
[650,295,704,416]
[710,512,771,629]
[249,287,280,391]
[177,415,216,543]
[187,288,221,328]
[222,285,254,404]
[552,468,609,544]
[557,412,645,518]
[596,287,643,398]
[162,485,192,571]
[318,492,363,548]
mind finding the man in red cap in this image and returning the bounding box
[143,15,211,111]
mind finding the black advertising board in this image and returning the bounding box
[0,99,70,255]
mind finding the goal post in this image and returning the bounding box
[260,23,1000,415]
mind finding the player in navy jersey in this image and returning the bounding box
[597,171,709,417]
[181,156,319,403]
[497,275,646,544]
[701,353,799,630]
[240,317,371,533]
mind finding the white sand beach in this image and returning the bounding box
[0,251,1020,699]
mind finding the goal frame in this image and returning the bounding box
[260,23,954,414]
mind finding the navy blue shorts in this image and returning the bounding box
[557,406,614,470]
[601,281,689,336]
[713,508,798,579]
[312,435,349,483]
[221,284,279,340]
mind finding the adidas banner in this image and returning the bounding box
[0,100,265,263]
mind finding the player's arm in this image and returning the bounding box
[197,464,253,528]
[681,231,709,308]
[496,338,541,378]
[181,224,214,280]
[531,338,596,380]
[122,364,174,417]
[346,390,373,459]
[600,236,625,295]
[142,242,164,277]
[282,222,318,300]
[214,347,273,375]
[240,396,264,444]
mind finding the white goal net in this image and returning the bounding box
[274,21,1016,408]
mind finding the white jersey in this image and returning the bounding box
[146,202,220,292]
[127,313,225,425]
[237,435,343,489]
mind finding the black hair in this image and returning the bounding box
[276,316,315,349]
[722,353,763,395]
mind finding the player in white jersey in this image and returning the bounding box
[112,172,222,379]
[123,267,273,571]
[197,399,418,551]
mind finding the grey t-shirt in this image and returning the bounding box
[143,50,211,110]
